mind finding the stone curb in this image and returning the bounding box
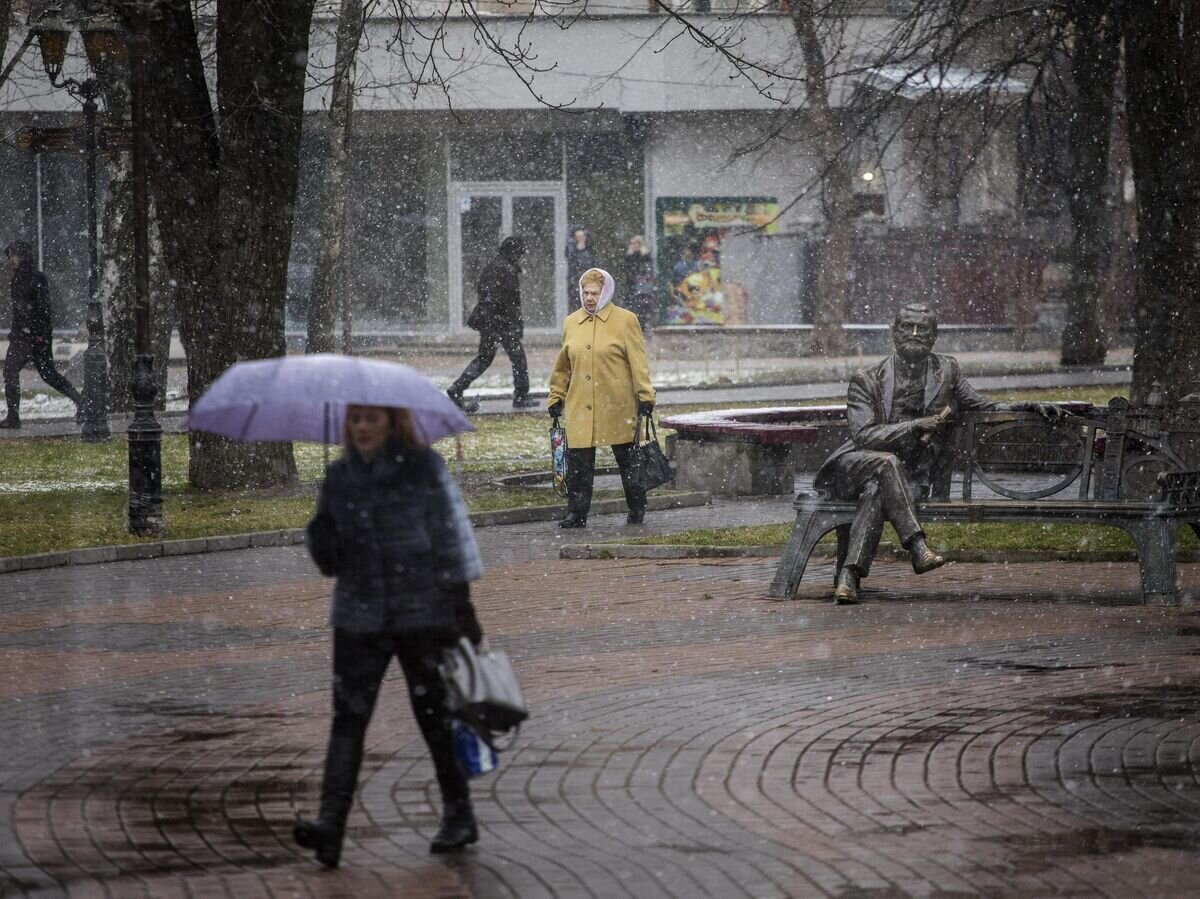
[560,542,1200,563]
[0,493,712,575]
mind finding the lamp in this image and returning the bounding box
[32,9,72,84]
[81,14,127,72]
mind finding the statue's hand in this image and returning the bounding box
[1012,401,1066,421]
[913,414,947,435]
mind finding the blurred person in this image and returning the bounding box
[295,404,486,865]
[2,240,82,428]
[448,236,537,412]
[565,225,597,301]
[623,234,658,336]
[548,268,655,528]
[671,245,696,283]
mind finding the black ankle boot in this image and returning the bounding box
[295,734,360,867]
[558,512,587,529]
[430,800,478,854]
[294,816,345,868]
[0,415,19,429]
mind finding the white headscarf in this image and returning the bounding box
[578,267,615,314]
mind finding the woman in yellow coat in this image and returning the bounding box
[547,267,656,528]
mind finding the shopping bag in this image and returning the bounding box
[630,413,675,492]
[452,720,499,777]
[550,416,568,498]
[440,637,528,750]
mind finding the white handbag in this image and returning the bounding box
[440,638,528,749]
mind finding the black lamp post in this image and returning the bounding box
[31,7,120,443]
[124,18,162,536]
[34,5,162,534]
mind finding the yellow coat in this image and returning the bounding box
[547,303,656,448]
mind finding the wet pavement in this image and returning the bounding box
[2,502,1200,897]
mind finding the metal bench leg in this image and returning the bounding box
[770,505,847,599]
[1126,520,1179,606]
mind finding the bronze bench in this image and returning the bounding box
[770,396,1200,605]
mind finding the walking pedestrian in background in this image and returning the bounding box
[548,267,655,528]
[565,225,597,303]
[2,240,82,428]
[623,234,658,337]
[295,403,486,866]
[448,236,537,412]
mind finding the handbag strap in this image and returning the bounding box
[637,412,657,446]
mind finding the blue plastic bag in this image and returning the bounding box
[453,720,498,777]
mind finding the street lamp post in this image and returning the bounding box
[31,8,114,442]
[124,22,162,535]
[34,5,162,533]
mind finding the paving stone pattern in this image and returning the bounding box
[2,507,1200,897]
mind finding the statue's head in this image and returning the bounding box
[892,303,938,363]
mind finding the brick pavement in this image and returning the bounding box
[2,509,1200,897]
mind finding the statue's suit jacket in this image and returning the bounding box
[814,353,1000,497]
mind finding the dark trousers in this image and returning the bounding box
[566,442,646,519]
[449,326,529,400]
[318,629,468,826]
[835,450,924,576]
[4,337,82,418]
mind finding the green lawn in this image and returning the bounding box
[617,521,1200,554]
[0,387,1136,558]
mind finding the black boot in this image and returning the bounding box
[558,512,587,528]
[625,508,645,525]
[0,414,19,429]
[447,390,480,413]
[294,735,361,868]
[430,799,478,854]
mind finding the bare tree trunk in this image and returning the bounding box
[306,0,362,355]
[1122,6,1200,404]
[1060,10,1119,367]
[790,1,851,357]
[184,0,315,489]
[0,1,13,78]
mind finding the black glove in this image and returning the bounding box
[637,400,655,417]
[548,402,564,418]
[447,582,483,646]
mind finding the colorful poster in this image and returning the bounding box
[655,197,779,325]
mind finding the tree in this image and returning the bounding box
[129,0,314,489]
[1120,2,1200,403]
[306,0,364,355]
[1059,5,1120,367]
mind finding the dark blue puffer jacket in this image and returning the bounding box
[306,441,483,635]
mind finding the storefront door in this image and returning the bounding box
[449,182,567,332]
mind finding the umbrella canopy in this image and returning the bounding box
[187,354,474,445]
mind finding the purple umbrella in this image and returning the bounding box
[187,354,474,445]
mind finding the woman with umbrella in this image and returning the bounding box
[188,357,486,865]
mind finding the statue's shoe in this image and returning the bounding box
[833,569,860,604]
[911,546,946,574]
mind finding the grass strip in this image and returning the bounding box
[616,521,1200,554]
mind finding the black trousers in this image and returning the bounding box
[566,442,646,519]
[834,450,924,576]
[319,629,468,825]
[449,326,529,400]
[4,337,82,417]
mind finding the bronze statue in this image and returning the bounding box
[814,303,1063,604]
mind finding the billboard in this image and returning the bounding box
[655,197,780,325]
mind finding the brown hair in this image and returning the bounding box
[579,268,606,291]
[342,405,422,453]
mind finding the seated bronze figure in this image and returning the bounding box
[815,303,1062,604]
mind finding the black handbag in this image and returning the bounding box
[630,413,675,492]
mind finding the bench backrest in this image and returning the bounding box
[938,395,1199,503]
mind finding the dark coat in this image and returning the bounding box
[306,442,483,635]
[8,263,52,344]
[565,230,597,297]
[814,353,1000,496]
[468,252,522,333]
[623,251,656,298]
